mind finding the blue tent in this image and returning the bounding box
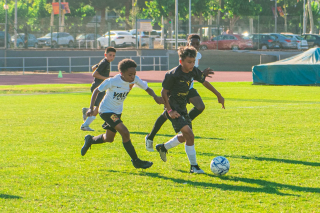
[252,47,320,85]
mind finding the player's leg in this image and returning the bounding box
[155,113,187,162]
[81,91,105,131]
[180,125,204,174]
[115,123,153,169]
[188,89,205,121]
[145,111,168,152]
[81,129,116,156]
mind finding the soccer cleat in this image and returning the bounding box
[156,144,168,162]
[82,107,89,121]
[81,135,93,156]
[131,158,153,169]
[190,165,205,174]
[80,125,94,131]
[145,135,154,152]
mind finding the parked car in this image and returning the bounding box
[269,33,296,49]
[37,32,74,48]
[11,33,38,48]
[76,33,101,48]
[250,33,279,50]
[128,29,159,46]
[98,31,136,48]
[0,31,11,48]
[200,34,253,50]
[300,34,320,48]
[281,33,308,50]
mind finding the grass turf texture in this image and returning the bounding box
[0,82,319,212]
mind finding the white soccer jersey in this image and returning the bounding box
[97,74,148,114]
[190,51,202,89]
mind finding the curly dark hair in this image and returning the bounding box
[187,34,201,42]
[105,47,116,54]
[118,59,137,73]
[178,46,197,61]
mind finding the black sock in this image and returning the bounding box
[91,134,105,144]
[189,107,203,121]
[123,140,138,160]
[148,114,167,140]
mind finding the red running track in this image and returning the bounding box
[0,71,252,85]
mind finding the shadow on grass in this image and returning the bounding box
[130,131,224,140]
[0,194,22,199]
[107,170,300,196]
[202,153,320,167]
[220,98,320,105]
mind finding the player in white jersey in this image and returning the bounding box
[145,34,216,152]
[81,59,163,169]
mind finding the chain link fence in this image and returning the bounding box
[0,12,306,50]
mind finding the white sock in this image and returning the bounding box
[164,135,181,150]
[82,116,96,126]
[185,144,197,165]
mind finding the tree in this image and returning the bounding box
[223,0,261,31]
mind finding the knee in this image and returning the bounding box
[105,137,114,143]
[120,128,130,140]
[183,130,194,141]
[196,104,205,112]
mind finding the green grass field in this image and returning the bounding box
[1,82,319,212]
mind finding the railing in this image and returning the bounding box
[0,55,168,74]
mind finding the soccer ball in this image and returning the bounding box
[210,156,230,175]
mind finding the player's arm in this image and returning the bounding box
[202,81,225,109]
[161,88,180,118]
[92,63,109,80]
[86,88,100,116]
[92,70,110,80]
[145,87,164,104]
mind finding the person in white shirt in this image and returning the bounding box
[81,59,163,169]
[145,34,212,152]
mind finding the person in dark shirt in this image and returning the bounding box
[155,46,225,174]
[81,47,116,131]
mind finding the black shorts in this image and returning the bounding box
[99,113,122,133]
[91,85,105,107]
[165,111,192,133]
[187,88,200,104]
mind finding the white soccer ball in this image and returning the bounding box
[210,156,230,175]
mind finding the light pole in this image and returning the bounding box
[4,0,8,49]
[14,0,17,48]
[189,0,191,35]
[59,0,61,32]
[271,0,277,33]
[175,0,178,49]
[303,0,306,34]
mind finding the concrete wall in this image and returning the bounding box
[0,49,300,72]
[169,50,288,71]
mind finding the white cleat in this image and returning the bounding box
[82,108,89,121]
[145,135,154,152]
[80,125,94,131]
[190,165,205,174]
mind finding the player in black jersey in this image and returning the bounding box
[81,47,116,131]
[155,46,225,173]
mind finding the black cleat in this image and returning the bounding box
[156,144,168,162]
[81,135,93,156]
[190,164,205,174]
[131,158,153,169]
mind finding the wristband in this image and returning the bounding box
[167,109,172,114]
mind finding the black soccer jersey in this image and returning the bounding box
[92,58,111,88]
[162,65,205,113]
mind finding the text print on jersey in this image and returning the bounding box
[113,92,129,100]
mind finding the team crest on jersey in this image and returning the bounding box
[110,114,119,122]
[129,83,134,90]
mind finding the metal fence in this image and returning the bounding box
[0,11,306,50]
[0,55,168,73]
